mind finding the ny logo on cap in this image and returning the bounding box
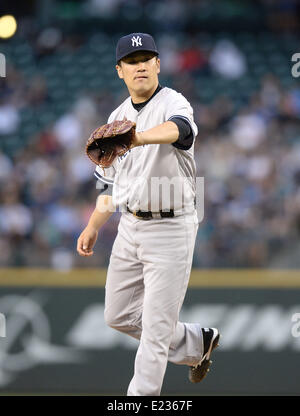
[131,36,142,47]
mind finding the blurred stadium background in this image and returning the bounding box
[0,0,299,396]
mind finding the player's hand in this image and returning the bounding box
[77,226,98,257]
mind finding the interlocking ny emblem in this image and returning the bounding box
[131,36,142,47]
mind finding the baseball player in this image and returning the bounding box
[77,33,220,396]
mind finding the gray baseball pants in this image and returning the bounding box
[104,209,203,396]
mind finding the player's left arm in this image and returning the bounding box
[133,94,197,148]
[134,121,180,146]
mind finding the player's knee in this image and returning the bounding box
[104,309,123,330]
[104,308,140,334]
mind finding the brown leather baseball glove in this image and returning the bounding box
[86,119,136,168]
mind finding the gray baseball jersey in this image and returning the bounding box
[94,86,198,214]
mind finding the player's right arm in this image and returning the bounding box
[78,112,117,257]
[77,195,115,257]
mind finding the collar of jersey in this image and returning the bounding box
[131,84,164,112]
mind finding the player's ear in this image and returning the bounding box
[116,64,124,79]
[156,57,160,75]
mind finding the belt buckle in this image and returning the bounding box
[132,210,140,218]
[133,210,151,220]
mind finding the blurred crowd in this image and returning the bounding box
[0,28,300,270]
[77,0,300,31]
[193,75,300,268]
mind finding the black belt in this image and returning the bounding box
[127,207,174,219]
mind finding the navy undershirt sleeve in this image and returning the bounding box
[131,87,194,151]
[169,117,194,150]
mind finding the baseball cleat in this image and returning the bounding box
[189,327,220,383]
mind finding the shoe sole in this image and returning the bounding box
[189,329,221,383]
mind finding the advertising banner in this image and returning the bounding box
[0,269,299,395]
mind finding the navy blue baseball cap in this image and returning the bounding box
[116,33,159,63]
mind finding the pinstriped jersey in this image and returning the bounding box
[94,87,198,213]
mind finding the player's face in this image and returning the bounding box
[116,52,160,99]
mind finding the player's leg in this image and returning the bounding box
[104,213,144,339]
[106,212,215,374]
[127,212,200,396]
[104,212,193,346]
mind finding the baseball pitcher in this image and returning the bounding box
[77,33,220,396]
